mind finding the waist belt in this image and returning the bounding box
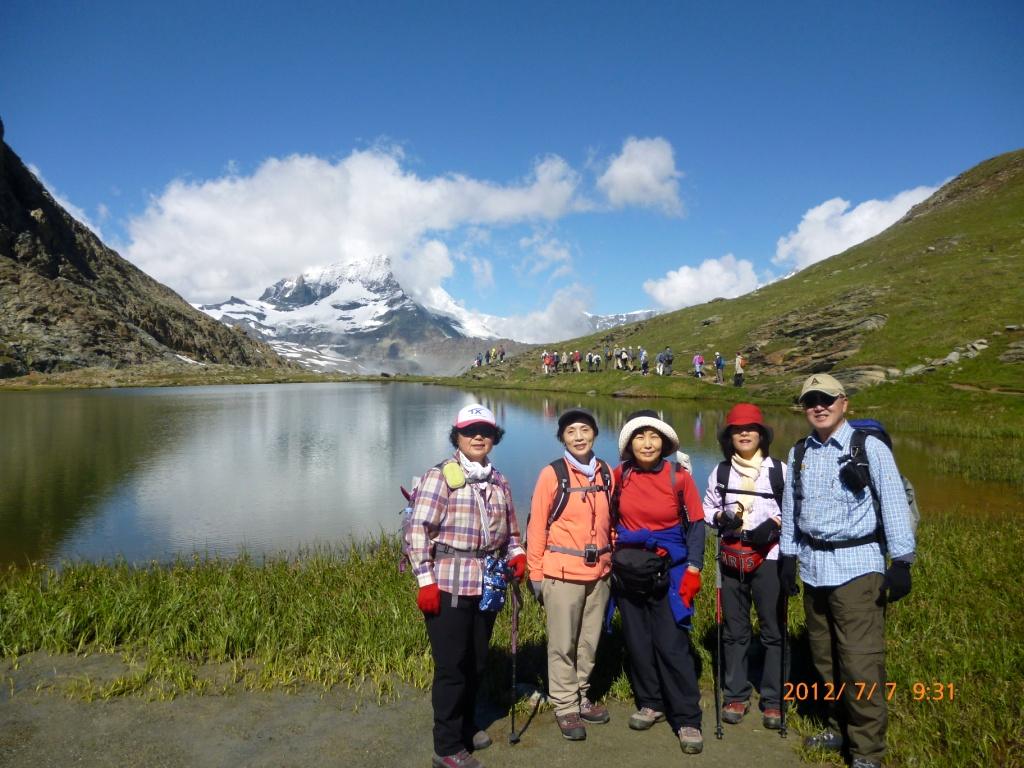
[802,529,882,552]
[436,543,491,558]
[545,544,611,558]
[434,543,499,608]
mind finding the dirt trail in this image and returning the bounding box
[1,652,809,768]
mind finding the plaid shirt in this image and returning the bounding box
[409,455,524,595]
[780,421,916,588]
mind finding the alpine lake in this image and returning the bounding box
[1,381,1017,569]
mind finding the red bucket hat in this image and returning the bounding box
[718,403,775,453]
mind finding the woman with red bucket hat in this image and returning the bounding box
[702,404,787,731]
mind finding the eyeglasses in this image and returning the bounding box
[458,425,496,439]
[800,392,839,409]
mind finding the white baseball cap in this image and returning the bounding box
[454,404,497,428]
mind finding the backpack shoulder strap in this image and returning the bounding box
[767,458,784,510]
[548,459,571,527]
[791,437,808,528]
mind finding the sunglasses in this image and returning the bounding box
[801,392,839,409]
[458,425,497,439]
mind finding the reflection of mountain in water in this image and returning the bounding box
[0,392,188,565]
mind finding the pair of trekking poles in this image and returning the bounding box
[713,534,788,740]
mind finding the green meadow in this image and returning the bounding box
[2,508,1021,767]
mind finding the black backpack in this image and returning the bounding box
[525,458,613,552]
[791,419,919,551]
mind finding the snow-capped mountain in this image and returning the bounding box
[196,255,507,375]
[197,255,661,375]
[584,309,660,332]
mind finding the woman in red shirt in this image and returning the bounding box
[613,409,706,755]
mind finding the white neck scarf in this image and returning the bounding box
[564,450,597,481]
[458,450,493,483]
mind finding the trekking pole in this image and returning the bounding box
[780,590,789,738]
[506,568,522,744]
[715,534,724,740]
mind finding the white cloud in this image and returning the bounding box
[517,231,574,279]
[484,285,594,344]
[124,145,587,304]
[596,137,684,216]
[643,253,760,311]
[774,186,937,270]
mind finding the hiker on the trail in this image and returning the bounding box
[526,407,615,742]
[733,353,745,387]
[613,347,621,370]
[663,347,674,376]
[640,346,649,375]
[702,404,786,731]
[693,352,704,378]
[574,350,582,373]
[611,410,706,755]
[407,404,526,768]
[780,374,915,768]
[714,352,725,385]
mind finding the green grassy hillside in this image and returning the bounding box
[467,148,1024,401]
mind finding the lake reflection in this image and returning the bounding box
[0,382,1016,567]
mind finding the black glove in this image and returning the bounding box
[717,509,743,532]
[883,561,912,603]
[746,519,779,546]
[528,579,544,606]
[780,556,800,597]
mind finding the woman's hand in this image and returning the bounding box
[507,554,526,580]
[679,567,702,608]
[417,584,441,615]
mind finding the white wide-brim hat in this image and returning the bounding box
[618,409,681,460]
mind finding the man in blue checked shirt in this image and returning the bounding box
[780,374,915,768]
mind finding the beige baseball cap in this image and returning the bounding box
[799,373,847,399]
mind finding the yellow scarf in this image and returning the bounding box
[730,450,763,530]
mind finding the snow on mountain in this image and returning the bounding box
[195,255,660,374]
[584,308,660,332]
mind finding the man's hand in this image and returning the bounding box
[780,556,800,597]
[884,561,912,603]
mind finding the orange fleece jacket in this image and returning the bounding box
[526,458,615,583]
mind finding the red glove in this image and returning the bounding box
[679,568,702,608]
[417,584,441,615]
[507,554,526,580]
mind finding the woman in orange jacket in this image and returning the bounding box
[526,407,615,742]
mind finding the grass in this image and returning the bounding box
[3,512,1022,767]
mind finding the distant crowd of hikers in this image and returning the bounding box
[404,373,915,768]
[535,347,748,386]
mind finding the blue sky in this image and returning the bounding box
[4,1,1022,342]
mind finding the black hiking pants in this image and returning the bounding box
[424,594,497,756]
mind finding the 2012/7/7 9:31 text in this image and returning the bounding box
[783,682,955,701]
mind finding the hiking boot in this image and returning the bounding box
[721,700,750,724]
[629,706,666,731]
[579,697,610,724]
[678,726,704,754]
[431,749,485,768]
[804,728,843,751]
[470,730,492,750]
[556,712,587,741]
[850,760,881,768]
[762,708,783,730]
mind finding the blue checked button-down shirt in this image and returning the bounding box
[781,421,915,588]
[408,456,524,596]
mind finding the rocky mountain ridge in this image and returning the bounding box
[0,120,294,378]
